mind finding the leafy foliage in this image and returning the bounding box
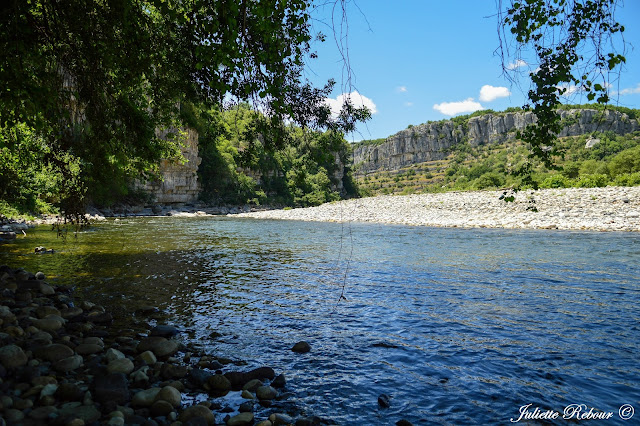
[193,103,358,207]
[500,0,627,189]
[0,0,370,217]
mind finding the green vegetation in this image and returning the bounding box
[186,103,358,207]
[0,0,370,219]
[500,0,626,187]
[356,129,640,197]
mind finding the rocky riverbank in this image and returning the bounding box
[235,187,640,232]
[0,266,326,426]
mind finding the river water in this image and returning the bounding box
[1,217,639,424]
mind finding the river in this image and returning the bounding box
[1,217,639,424]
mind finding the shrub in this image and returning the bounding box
[473,172,505,189]
[540,174,570,188]
[608,146,640,177]
[576,174,608,188]
[613,172,640,186]
[561,162,580,178]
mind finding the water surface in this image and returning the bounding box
[1,217,639,424]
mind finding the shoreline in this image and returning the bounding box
[2,187,639,235]
[0,265,323,425]
[236,187,640,232]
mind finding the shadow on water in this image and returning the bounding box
[1,217,640,424]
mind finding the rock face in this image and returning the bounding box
[353,109,639,174]
[137,127,201,203]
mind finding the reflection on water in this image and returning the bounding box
[1,217,639,424]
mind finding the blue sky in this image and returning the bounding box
[304,1,640,142]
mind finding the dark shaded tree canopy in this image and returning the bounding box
[1,0,369,214]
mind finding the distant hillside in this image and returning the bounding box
[353,105,639,175]
[352,105,640,196]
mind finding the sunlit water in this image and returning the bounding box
[2,217,639,424]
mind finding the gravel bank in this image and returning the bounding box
[236,187,640,232]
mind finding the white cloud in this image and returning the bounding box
[557,83,580,96]
[619,83,640,95]
[433,98,484,116]
[397,86,408,93]
[325,90,377,117]
[405,102,414,107]
[507,59,527,70]
[479,85,511,102]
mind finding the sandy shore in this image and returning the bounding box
[236,187,640,232]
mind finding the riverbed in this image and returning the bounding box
[1,217,639,424]
[236,187,640,232]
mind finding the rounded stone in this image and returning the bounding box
[108,417,125,426]
[242,379,263,392]
[179,405,215,425]
[138,350,157,365]
[107,358,134,375]
[104,348,125,363]
[37,343,74,362]
[227,412,254,426]
[256,385,277,400]
[31,331,53,345]
[5,408,25,422]
[291,341,311,353]
[132,388,161,407]
[269,413,294,425]
[40,383,58,397]
[137,336,179,358]
[378,393,391,408]
[60,307,83,319]
[207,374,231,392]
[154,385,181,408]
[39,282,55,295]
[36,306,61,318]
[150,400,174,417]
[83,336,104,347]
[75,343,103,355]
[33,318,62,332]
[150,324,179,338]
[54,355,83,373]
[0,344,28,369]
[29,405,58,420]
[55,382,85,402]
[271,373,286,388]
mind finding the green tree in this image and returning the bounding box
[1,0,370,216]
[500,0,627,188]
